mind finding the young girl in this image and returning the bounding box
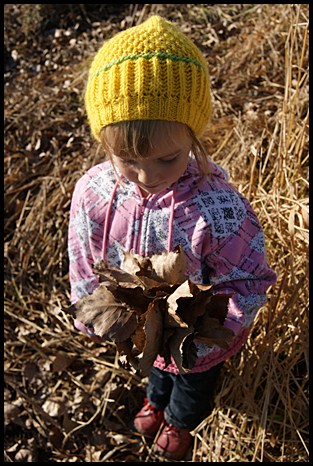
[68,15,277,460]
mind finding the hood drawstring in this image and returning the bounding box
[101,180,119,261]
[102,181,176,261]
[167,185,176,253]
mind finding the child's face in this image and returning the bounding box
[111,127,192,197]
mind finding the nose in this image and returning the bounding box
[137,165,159,186]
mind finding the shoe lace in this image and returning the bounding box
[144,398,161,416]
[164,422,181,434]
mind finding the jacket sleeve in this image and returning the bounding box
[68,177,100,304]
[202,206,277,337]
[68,176,103,336]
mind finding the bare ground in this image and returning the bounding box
[4,4,309,462]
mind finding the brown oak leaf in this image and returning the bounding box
[138,299,165,376]
[167,327,196,373]
[149,244,187,284]
[194,315,234,350]
[65,283,138,342]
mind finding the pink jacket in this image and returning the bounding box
[68,158,276,374]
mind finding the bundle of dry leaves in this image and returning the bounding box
[63,245,234,375]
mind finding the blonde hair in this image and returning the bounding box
[100,120,210,182]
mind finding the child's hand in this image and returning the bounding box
[73,319,104,343]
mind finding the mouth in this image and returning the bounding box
[141,183,163,190]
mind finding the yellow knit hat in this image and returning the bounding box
[85,15,212,140]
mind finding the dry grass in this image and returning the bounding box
[4,4,308,462]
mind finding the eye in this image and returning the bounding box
[161,154,180,163]
[120,158,137,166]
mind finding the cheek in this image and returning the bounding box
[123,167,138,182]
[173,155,189,176]
[114,161,137,180]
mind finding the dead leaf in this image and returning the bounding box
[160,327,176,367]
[205,293,234,324]
[15,448,35,462]
[122,252,153,277]
[85,447,104,463]
[52,352,74,372]
[123,244,187,285]
[177,282,214,326]
[94,261,144,288]
[138,299,165,376]
[182,333,198,371]
[150,244,187,284]
[49,426,64,450]
[42,399,62,417]
[195,316,234,349]
[4,402,22,427]
[167,327,195,373]
[166,280,192,328]
[23,362,39,382]
[131,314,147,353]
[66,284,138,342]
[62,411,79,433]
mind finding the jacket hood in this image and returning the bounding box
[174,158,229,202]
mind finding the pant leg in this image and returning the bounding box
[147,367,175,410]
[164,362,224,430]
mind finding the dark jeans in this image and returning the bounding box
[147,363,224,430]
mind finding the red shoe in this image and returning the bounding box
[133,398,164,436]
[154,422,193,460]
